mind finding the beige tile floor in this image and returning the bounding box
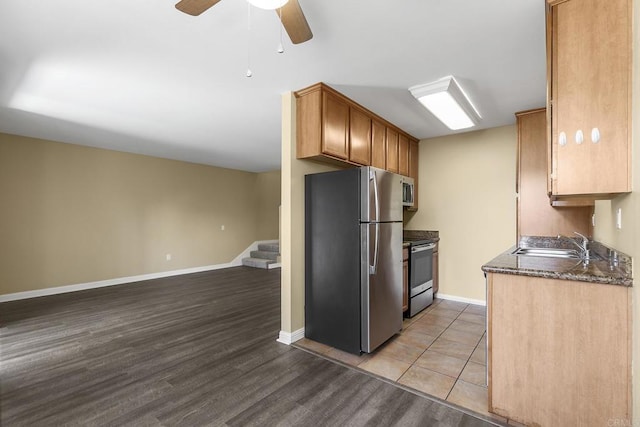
[295,298,510,422]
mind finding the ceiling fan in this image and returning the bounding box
[175,0,313,44]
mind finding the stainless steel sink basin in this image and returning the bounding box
[512,247,580,259]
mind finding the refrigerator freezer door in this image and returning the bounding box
[305,169,362,354]
[360,167,403,223]
[361,221,403,353]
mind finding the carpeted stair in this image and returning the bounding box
[242,242,280,269]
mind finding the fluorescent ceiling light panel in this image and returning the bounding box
[247,0,289,10]
[409,76,481,130]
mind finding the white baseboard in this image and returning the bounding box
[276,328,305,345]
[229,239,279,266]
[0,262,236,303]
[436,293,486,306]
[0,239,280,303]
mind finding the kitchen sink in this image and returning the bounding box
[512,247,581,259]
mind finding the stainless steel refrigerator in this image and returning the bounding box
[305,166,403,355]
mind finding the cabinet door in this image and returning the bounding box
[349,107,371,165]
[402,258,409,312]
[432,246,439,295]
[409,140,419,211]
[371,119,386,169]
[398,134,409,176]
[386,128,399,173]
[321,91,349,160]
[550,0,630,195]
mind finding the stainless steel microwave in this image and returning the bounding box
[402,177,414,207]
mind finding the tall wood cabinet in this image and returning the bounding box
[516,108,592,240]
[295,82,420,210]
[547,0,631,198]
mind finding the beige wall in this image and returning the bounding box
[280,92,340,333]
[255,169,282,240]
[405,125,517,302]
[0,133,280,295]
[593,0,639,419]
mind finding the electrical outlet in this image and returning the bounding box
[166,254,172,261]
[221,225,225,231]
[616,208,622,229]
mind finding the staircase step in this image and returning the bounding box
[250,250,279,261]
[242,257,275,269]
[258,243,280,253]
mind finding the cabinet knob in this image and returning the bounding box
[575,130,584,144]
[591,128,600,143]
[559,131,567,146]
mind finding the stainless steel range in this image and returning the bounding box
[406,239,435,317]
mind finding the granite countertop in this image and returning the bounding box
[403,230,440,245]
[482,236,633,287]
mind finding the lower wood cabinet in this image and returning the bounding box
[402,247,409,313]
[487,273,631,426]
[432,243,438,295]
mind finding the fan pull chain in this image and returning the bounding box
[277,7,284,54]
[246,3,252,77]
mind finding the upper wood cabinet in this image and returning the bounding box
[295,84,419,208]
[386,128,399,173]
[321,91,350,160]
[547,0,631,198]
[349,106,371,165]
[408,140,419,211]
[516,108,592,240]
[398,134,409,176]
[371,119,387,169]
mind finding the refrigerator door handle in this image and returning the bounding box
[372,223,380,274]
[370,169,380,222]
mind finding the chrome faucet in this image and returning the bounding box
[557,232,590,260]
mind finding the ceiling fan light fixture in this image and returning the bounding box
[409,76,481,131]
[246,0,289,10]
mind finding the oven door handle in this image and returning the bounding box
[411,244,436,253]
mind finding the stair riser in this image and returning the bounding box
[242,257,275,269]
[258,244,279,253]
[250,250,279,261]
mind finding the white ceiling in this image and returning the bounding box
[0,0,546,172]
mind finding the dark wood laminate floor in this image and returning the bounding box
[1,267,496,426]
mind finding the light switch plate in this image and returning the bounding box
[616,208,622,229]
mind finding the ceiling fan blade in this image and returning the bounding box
[175,0,222,16]
[277,0,313,44]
